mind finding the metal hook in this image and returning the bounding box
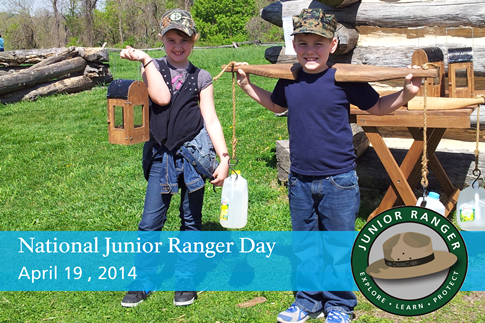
[472,168,481,189]
[228,157,239,180]
[420,185,428,207]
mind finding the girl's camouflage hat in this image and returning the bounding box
[160,9,197,37]
[291,8,337,38]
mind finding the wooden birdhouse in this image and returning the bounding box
[447,47,474,98]
[412,47,445,97]
[107,79,150,145]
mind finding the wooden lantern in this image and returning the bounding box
[107,79,150,145]
[412,47,445,97]
[447,47,474,98]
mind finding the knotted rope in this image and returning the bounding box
[419,63,435,193]
[473,94,485,187]
[214,62,239,174]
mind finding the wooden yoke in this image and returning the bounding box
[221,63,438,82]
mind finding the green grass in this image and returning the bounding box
[0,45,482,322]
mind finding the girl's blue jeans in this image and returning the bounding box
[288,169,359,315]
[135,156,205,292]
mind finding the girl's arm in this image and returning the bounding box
[199,84,230,186]
[366,67,422,116]
[120,46,171,106]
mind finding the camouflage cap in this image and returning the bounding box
[160,9,197,37]
[291,8,337,39]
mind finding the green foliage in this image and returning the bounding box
[64,1,83,45]
[67,36,80,47]
[192,0,256,45]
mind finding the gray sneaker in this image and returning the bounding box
[173,291,197,306]
[121,291,149,307]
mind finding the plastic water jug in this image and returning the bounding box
[220,172,248,229]
[416,191,445,216]
[456,185,485,231]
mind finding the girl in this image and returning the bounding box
[119,8,230,307]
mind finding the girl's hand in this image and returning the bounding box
[120,46,150,65]
[210,160,230,186]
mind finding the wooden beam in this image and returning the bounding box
[264,45,485,76]
[261,0,485,28]
[0,57,87,95]
[0,76,95,104]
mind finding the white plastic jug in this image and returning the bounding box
[220,172,248,229]
[456,185,485,231]
[416,191,446,216]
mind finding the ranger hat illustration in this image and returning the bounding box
[366,232,457,279]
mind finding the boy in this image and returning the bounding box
[236,8,422,323]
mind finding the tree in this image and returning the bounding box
[82,0,97,46]
[63,0,83,46]
[191,0,256,44]
[1,0,37,49]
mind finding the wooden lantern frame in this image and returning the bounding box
[412,47,445,98]
[448,56,474,98]
[107,80,150,145]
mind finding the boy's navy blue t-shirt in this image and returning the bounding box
[271,67,379,176]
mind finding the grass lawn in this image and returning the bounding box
[0,46,483,322]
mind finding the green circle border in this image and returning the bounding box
[351,206,468,316]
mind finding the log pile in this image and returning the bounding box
[0,46,112,104]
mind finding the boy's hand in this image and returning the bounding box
[235,62,251,89]
[403,65,423,100]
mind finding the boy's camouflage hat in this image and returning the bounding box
[160,9,197,37]
[291,8,337,38]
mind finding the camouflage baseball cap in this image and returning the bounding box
[160,9,197,37]
[291,8,337,38]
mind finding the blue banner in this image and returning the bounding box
[0,231,483,291]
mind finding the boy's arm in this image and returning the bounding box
[236,68,287,114]
[199,84,230,186]
[366,68,422,116]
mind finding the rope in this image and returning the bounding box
[475,97,481,167]
[213,62,239,168]
[213,61,236,82]
[473,94,485,187]
[231,69,237,159]
[420,64,433,191]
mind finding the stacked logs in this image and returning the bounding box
[0,46,112,104]
[262,0,485,76]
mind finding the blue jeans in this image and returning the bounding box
[135,154,205,291]
[139,151,205,232]
[288,170,359,315]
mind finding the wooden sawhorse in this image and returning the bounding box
[350,108,474,221]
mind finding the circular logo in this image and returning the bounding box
[351,206,467,316]
[170,12,182,21]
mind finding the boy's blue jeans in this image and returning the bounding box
[288,170,359,315]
